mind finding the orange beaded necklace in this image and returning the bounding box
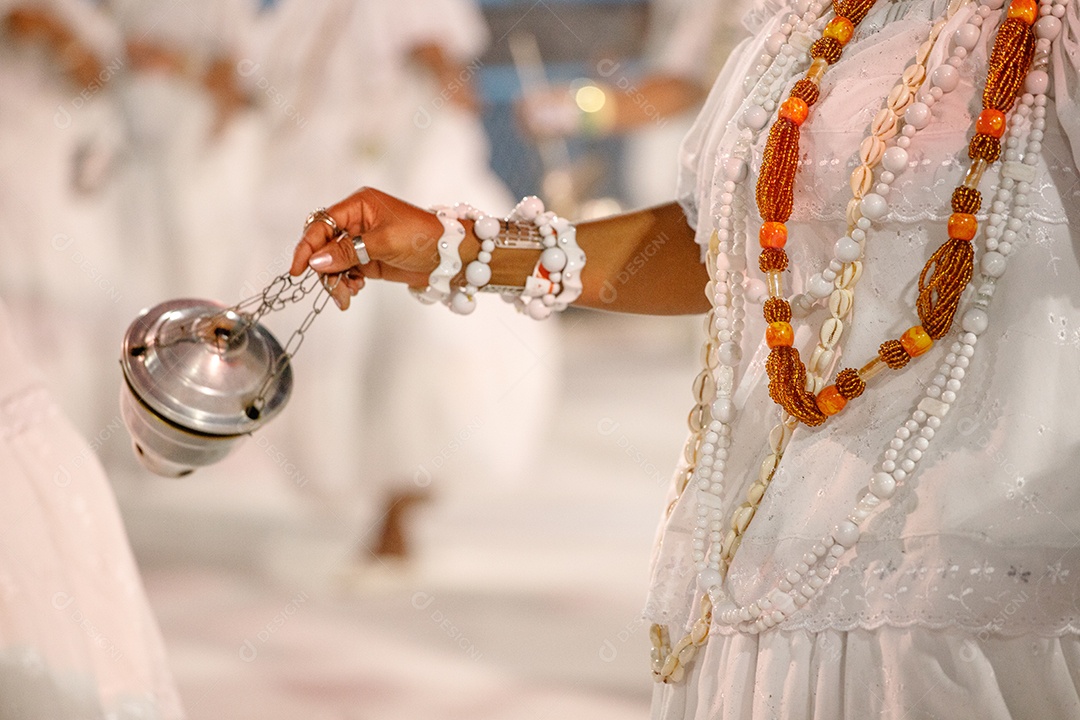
[755,0,1040,427]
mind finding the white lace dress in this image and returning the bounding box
[648,0,1080,717]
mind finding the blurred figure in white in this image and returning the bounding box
[0,304,184,720]
[0,0,126,438]
[106,0,261,305]
[519,0,745,207]
[0,5,183,718]
[247,0,558,573]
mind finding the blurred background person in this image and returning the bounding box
[517,0,745,208]
[0,0,126,438]
[0,3,183,717]
[106,0,260,305]
[241,0,560,576]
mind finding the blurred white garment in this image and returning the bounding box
[247,0,558,530]
[0,0,128,440]
[650,0,1080,716]
[0,300,182,717]
[108,0,261,303]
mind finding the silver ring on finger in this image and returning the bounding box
[352,235,371,265]
[305,208,340,235]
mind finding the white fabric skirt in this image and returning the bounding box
[0,300,182,719]
[653,626,1080,719]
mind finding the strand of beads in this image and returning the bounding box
[711,1,974,579]
[842,0,1037,395]
[806,1,984,404]
[703,0,887,582]
[755,0,884,427]
[649,0,822,682]
[964,0,1059,333]
[743,0,829,131]
[762,0,1039,426]
[710,0,1063,634]
[801,4,971,395]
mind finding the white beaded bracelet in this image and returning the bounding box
[411,197,586,320]
[508,197,586,319]
[411,206,467,306]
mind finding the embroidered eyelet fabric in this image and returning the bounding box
[648,0,1080,716]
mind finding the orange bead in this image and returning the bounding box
[778,97,809,126]
[975,109,1007,138]
[947,212,978,241]
[759,222,788,249]
[816,385,848,415]
[766,322,794,348]
[1007,0,1038,25]
[823,16,855,45]
[900,325,933,358]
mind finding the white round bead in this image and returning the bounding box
[765,32,786,56]
[450,292,477,315]
[961,308,989,335]
[807,273,833,299]
[698,568,723,590]
[465,260,492,288]
[930,64,960,93]
[724,157,749,182]
[717,342,741,365]
[526,299,552,320]
[1025,69,1050,95]
[743,105,770,130]
[981,251,1007,278]
[517,196,544,221]
[539,246,568,273]
[474,215,501,240]
[832,520,860,548]
[834,236,862,263]
[712,397,736,423]
[954,23,981,50]
[904,102,932,130]
[869,472,897,499]
[1035,15,1062,40]
[881,146,909,174]
[859,193,889,221]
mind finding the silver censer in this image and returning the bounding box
[120,270,336,477]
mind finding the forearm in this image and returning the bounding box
[575,202,709,314]
[293,190,709,317]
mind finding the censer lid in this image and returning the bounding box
[120,298,292,436]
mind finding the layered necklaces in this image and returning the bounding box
[650,0,1067,684]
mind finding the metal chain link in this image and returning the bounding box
[225,268,341,418]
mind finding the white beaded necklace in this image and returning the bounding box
[651,0,1065,683]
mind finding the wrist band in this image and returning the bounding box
[509,197,586,318]
[411,197,585,320]
[410,206,466,306]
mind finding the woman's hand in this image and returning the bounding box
[292,189,710,316]
[290,188,445,310]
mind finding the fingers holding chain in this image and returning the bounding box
[304,208,369,306]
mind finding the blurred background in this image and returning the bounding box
[0,0,746,716]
